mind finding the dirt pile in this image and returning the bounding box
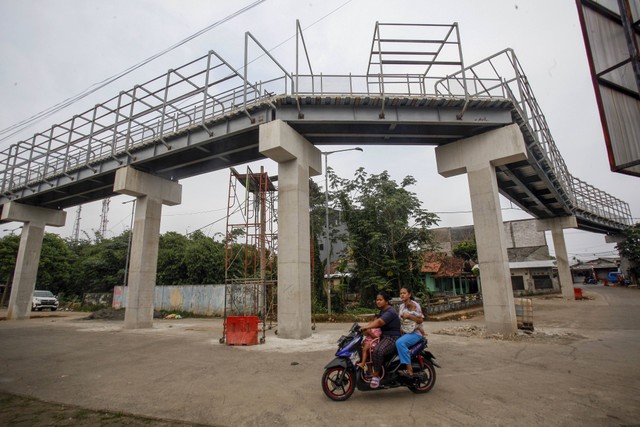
[82,308,164,321]
[432,325,586,344]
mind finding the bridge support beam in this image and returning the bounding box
[435,124,527,336]
[0,202,66,320]
[114,167,182,329]
[259,120,322,339]
[537,216,578,300]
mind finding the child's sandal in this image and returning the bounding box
[370,376,380,388]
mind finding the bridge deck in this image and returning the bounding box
[0,24,633,235]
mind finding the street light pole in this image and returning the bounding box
[122,199,136,292]
[322,147,363,316]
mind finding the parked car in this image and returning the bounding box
[32,290,59,311]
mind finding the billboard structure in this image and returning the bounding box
[576,0,640,176]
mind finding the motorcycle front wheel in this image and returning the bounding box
[322,366,355,401]
[409,359,436,394]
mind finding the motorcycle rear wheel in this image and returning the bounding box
[409,359,436,393]
[322,366,355,401]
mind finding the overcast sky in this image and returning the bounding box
[1,0,638,261]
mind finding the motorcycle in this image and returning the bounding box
[321,322,439,401]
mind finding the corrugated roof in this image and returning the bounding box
[509,260,556,269]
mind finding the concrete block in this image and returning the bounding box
[114,166,182,206]
[1,202,66,227]
[435,124,527,177]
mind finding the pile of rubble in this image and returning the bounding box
[432,325,585,344]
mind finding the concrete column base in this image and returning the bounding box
[114,167,182,329]
[436,124,527,336]
[0,202,66,320]
[537,217,578,300]
[259,120,321,340]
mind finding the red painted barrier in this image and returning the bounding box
[225,316,260,346]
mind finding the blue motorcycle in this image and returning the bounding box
[321,322,439,401]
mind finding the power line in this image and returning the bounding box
[0,0,266,144]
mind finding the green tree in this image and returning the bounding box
[453,240,477,261]
[0,234,19,302]
[617,223,640,282]
[309,179,328,311]
[157,232,189,286]
[184,230,225,284]
[68,231,129,295]
[37,233,73,294]
[335,168,439,305]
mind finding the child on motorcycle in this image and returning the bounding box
[358,319,381,370]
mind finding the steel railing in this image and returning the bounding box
[0,40,632,230]
[434,48,632,228]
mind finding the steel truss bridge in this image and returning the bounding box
[0,22,633,234]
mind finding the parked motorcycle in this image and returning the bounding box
[321,322,439,401]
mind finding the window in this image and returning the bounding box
[533,275,553,289]
[511,276,525,290]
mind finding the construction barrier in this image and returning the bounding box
[225,316,260,346]
[574,287,583,299]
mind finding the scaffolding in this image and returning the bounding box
[219,166,277,345]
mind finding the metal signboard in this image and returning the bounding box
[576,0,640,176]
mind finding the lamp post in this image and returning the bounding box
[323,147,363,316]
[122,199,136,294]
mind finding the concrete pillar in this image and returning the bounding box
[537,216,578,300]
[113,167,182,329]
[259,120,321,339]
[435,124,527,336]
[0,202,66,320]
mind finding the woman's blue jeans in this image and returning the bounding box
[395,332,422,365]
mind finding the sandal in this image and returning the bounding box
[398,370,414,378]
[370,376,380,389]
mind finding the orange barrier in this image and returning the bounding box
[225,316,260,346]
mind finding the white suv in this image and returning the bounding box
[32,290,59,311]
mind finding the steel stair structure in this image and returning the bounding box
[0,23,633,235]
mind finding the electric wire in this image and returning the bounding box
[0,0,266,145]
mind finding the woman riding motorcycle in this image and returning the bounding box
[359,290,401,388]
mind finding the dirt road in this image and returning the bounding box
[0,284,639,426]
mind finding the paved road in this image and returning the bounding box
[0,285,639,427]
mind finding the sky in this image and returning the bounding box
[0,0,638,261]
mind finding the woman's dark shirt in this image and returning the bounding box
[378,305,401,337]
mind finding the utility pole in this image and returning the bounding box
[322,147,363,315]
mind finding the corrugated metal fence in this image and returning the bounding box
[113,285,226,316]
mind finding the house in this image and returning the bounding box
[430,219,560,296]
[421,252,478,295]
[509,260,559,295]
[570,258,620,283]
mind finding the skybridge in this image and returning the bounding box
[0,22,632,336]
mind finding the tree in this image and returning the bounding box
[37,233,73,294]
[453,240,477,261]
[617,223,640,282]
[68,231,129,294]
[0,234,19,284]
[335,168,439,305]
[184,230,225,284]
[157,232,189,286]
